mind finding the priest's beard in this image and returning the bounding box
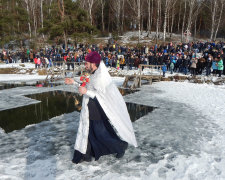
[86,67,93,74]
[86,65,96,74]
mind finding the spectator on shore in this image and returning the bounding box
[217,58,224,77]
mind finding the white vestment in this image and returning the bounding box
[74,61,137,154]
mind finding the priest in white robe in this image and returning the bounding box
[65,51,137,164]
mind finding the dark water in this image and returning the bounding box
[0,90,155,133]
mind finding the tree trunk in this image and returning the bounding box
[194,16,197,41]
[141,14,143,35]
[121,0,125,33]
[167,8,170,35]
[101,0,105,32]
[41,0,44,39]
[33,5,37,37]
[16,1,20,33]
[147,0,151,36]
[170,6,175,37]
[25,0,32,38]
[156,0,161,44]
[58,0,67,49]
[87,0,94,25]
[116,0,121,35]
[163,0,168,42]
[210,0,217,41]
[150,0,153,33]
[214,0,224,40]
[177,1,182,32]
[49,0,53,15]
[186,0,195,35]
[108,5,110,32]
[138,0,141,43]
[181,0,187,42]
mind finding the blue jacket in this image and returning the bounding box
[162,65,167,72]
[212,61,218,70]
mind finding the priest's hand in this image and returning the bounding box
[79,86,87,95]
[65,78,74,85]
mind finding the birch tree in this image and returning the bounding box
[24,0,32,38]
[30,0,37,37]
[185,0,198,42]
[181,0,186,42]
[110,0,121,34]
[99,0,105,32]
[146,0,152,36]
[58,0,67,49]
[87,0,94,25]
[214,0,225,40]
[210,0,217,41]
[209,0,225,41]
[127,0,141,43]
[121,0,125,33]
[162,0,177,42]
[40,0,44,38]
[177,1,182,32]
[156,0,161,43]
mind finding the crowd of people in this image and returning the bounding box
[1,41,225,77]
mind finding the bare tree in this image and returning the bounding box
[146,0,152,36]
[99,0,105,32]
[87,0,94,25]
[79,0,86,9]
[185,0,198,42]
[170,5,175,36]
[40,0,44,39]
[127,0,141,43]
[58,0,67,49]
[181,0,187,42]
[49,0,53,15]
[24,0,32,38]
[210,0,217,41]
[162,0,177,42]
[193,2,202,41]
[137,0,140,42]
[156,0,161,43]
[177,1,182,32]
[109,0,121,34]
[214,0,225,40]
[209,0,225,40]
[121,0,125,33]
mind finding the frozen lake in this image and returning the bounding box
[0,88,154,133]
[0,78,225,179]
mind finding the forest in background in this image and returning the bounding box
[0,0,225,49]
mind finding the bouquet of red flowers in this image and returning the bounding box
[80,74,90,87]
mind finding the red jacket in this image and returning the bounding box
[34,58,38,64]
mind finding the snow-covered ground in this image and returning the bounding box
[1,63,225,179]
[96,31,203,45]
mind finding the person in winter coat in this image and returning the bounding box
[119,57,125,70]
[170,60,175,74]
[116,59,120,70]
[37,57,41,69]
[212,58,218,76]
[162,63,167,77]
[34,57,38,69]
[190,58,198,76]
[206,56,212,76]
[217,58,224,77]
[65,51,137,164]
